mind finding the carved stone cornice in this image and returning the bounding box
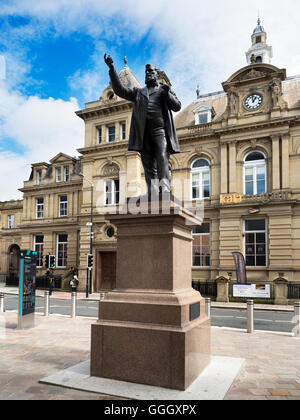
[77,140,128,155]
[76,101,133,121]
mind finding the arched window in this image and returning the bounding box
[244,151,266,195]
[191,158,210,200]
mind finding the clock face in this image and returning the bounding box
[244,93,263,110]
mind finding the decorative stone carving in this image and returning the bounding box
[269,79,288,110]
[228,88,239,115]
[103,164,119,177]
[237,69,267,81]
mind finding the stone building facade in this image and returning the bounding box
[1,20,300,303]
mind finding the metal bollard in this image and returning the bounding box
[0,292,4,313]
[44,291,50,317]
[71,292,77,318]
[294,302,300,338]
[205,298,211,318]
[247,300,254,333]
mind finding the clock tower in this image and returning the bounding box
[222,64,288,121]
[246,18,273,65]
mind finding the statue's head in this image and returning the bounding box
[145,64,159,86]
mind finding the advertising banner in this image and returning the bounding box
[232,252,247,284]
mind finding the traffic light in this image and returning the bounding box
[49,255,55,268]
[87,254,93,268]
[45,255,50,268]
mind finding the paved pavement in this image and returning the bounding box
[0,311,299,400]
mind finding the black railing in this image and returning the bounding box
[5,274,62,289]
[6,274,19,286]
[288,283,300,300]
[36,275,62,290]
[192,281,217,298]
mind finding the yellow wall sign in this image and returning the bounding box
[220,194,243,204]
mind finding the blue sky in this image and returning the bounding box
[0,0,300,200]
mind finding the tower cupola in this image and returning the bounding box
[246,18,273,65]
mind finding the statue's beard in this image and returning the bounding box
[146,77,158,87]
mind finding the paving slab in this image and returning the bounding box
[0,311,299,400]
[40,356,244,400]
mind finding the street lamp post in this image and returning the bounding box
[79,173,94,297]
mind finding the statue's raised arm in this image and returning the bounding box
[104,53,137,102]
[104,54,114,70]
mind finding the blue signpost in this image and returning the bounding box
[18,250,38,330]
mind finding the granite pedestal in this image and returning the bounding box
[90,198,211,391]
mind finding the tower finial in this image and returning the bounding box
[196,84,200,99]
[124,55,128,66]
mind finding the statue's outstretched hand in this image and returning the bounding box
[104,54,114,69]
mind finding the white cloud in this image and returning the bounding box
[1,0,300,200]
[0,81,83,201]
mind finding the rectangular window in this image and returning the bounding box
[198,113,208,124]
[8,215,15,229]
[121,123,126,140]
[244,219,267,267]
[56,167,62,182]
[244,163,266,195]
[97,127,102,144]
[37,170,42,185]
[57,234,68,267]
[105,179,120,205]
[192,223,211,267]
[36,198,44,219]
[64,166,70,182]
[108,125,115,142]
[34,235,44,267]
[192,171,210,200]
[59,195,68,217]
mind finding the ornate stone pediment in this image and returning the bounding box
[222,64,286,92]
[236,68,268,81]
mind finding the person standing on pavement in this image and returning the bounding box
[69,270,79,293]
[49,269,55,296]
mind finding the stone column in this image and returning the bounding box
[282,134,290,189]
[216,276,230,303]
[272,135,280,190]
[274,277,288,305]
[221,143,228,194]
[229,142,237,193]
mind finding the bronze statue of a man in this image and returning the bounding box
[104,54,181,195]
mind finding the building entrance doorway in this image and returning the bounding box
[7,244,20,286]
[96,251,117,291]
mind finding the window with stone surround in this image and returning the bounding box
[244,219,267,267]
[191,158,210,200]
[34,235,44,267]
[244,151,266,196]
[36,197,44,219]
[59,195,68,217]
[57,234,68,267]
[192,223,211,267]
[8,214,14,229]
[104,179,120,205]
